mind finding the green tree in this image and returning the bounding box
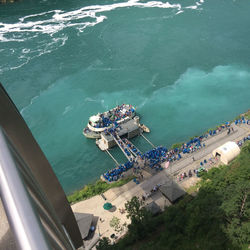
[96,237,112,250]
[221,181,250,247]
[124,196,153,242]
[125,196,146,222]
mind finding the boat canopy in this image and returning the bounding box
[89,115,100,123]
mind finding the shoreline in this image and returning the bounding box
[70,111,250,246]
[67,109,250,204]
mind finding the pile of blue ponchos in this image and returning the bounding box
[102,161,134,182]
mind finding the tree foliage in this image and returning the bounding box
[123,196,154,242]
[96,237,111,250]
[125,196,147,222]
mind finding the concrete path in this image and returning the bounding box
[165,124,249,176]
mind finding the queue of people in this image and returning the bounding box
[234,116,250,125]
[142,184,162,201]
[102,161,134,182]
[102,116,249,183]
[179,168,205,181]
[237,134,250,147]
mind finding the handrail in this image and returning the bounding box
[0,128,50,250]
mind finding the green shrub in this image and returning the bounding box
[67,176,134,204]
[171,142,183,149]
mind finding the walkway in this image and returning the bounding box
[165,123,249,176]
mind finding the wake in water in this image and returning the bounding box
[0,0,204,72]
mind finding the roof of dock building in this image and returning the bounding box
[101,119,140,142]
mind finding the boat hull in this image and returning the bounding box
[140,124,150,133]
[83,130,101,139]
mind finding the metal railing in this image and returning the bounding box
[0,127,75,250]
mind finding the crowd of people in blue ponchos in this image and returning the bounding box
[178,137,206,154]
[123,138,143,158]
[237,134,250,147]
[102,161,134,182]
[178,132,250,182]
[234,116,250,125]
[92,104,135,128]
[102,116,250,183]
[112,104,135,120]
[102,147,168,182]
[143,147,167,170]
[102,138,209,182]
[110,130,133,159]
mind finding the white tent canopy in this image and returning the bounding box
[212,141,240,165]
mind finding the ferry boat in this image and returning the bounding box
[83,104,136,139]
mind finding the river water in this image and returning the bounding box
[1,0,250,194]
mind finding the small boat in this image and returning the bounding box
[140,124,150,133]
[83,104,136,139]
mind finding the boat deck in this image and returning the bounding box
[96,119,141,151]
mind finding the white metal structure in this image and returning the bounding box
[212,141,240,165]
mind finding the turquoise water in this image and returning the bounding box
[1,0,250,194]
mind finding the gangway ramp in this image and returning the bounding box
[109,132,136,162]
[122,138,142,158]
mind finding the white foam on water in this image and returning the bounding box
[20,94,40,115]
[185,6,198,9]
[150,73,159,87]
[90,64,250,119]
[176,10,184,15]
[20,77,60,115]
[137,99,147,108]
[0,0,205,71]
[62,105,73,115]
[84,97,99,102]
[2,34,68,72]
[0,0,205,42]
[22,48,30,53]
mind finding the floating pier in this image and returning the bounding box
[95,116,148,167]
